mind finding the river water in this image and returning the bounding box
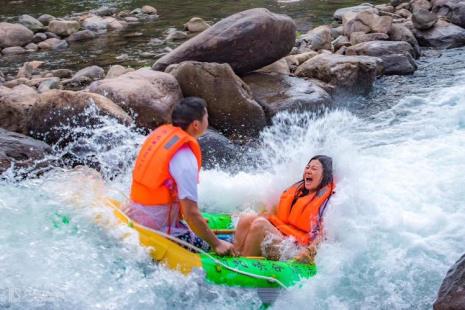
[2,1,465,309]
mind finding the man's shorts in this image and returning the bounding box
[176,230,211,252]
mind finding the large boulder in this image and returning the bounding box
[198,129,238,169]
[413,19,465,48]
[389,24,422,58]
[89,68,182,130]
[346,40,417,75]
[295,54,383,94]
[0,22,33,48]
[0,128,51,175]
[0,85,39,134]
[152,8,296,75]
[48,19,80,37]
[242,72,333,119]
[18,15,44,32]
[27,90,132,146]
[433,253,465,309]
[432,0,465,28]
[166,61,266,138]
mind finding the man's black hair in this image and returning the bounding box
[171,97,207,130]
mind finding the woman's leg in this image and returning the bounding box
[240,217,282,257]
[233,213,259,253]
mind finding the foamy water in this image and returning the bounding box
[1,51,465,308]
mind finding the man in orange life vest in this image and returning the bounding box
[127,97,235,256]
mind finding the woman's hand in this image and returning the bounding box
[294,245,317,264]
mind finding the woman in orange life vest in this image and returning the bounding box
[233,155,335,263]
[127,97,235,256]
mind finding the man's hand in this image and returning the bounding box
[213,239,236,256]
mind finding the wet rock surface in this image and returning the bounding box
[242,72,333,119]
[434,253,465,310]
[89,68,182,130]
[0,84,39,134]
[295,53,383,94]
[27,90,132,146]
[166,61,266,139]
[0,128,51,175]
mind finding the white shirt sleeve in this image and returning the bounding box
[169,146,199,202]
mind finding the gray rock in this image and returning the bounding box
[153,8,296,75]
[184,17,210,33]
[32,32,47,43]
[166,28,188,41]
[27,90,132,146]
[332,35,351,51]
[295,53,383,94]
[0,22,34,48]
[17,61,44,78]
[67,65,104,86]
[256,58,290,75]
[45,31,59,39]
[0,84,39,134]
[242,72,333,119]
[18,14,44,32]
[411,0,432,11]
[48,19,80,36]
[166,61,266,138]
[37,38,68,50]
[89,68,182,130]
[346,40,417,74]
[0,128,51,175]
[297,25,333,52]
[142,5,157,15]
[105,65,134,79]
[432,0,465,28]
[198,129,238,169]
[37,14,55,26]
[130,8,144,15]
[50,69,73,79]
[82,16,108,32]
[389,23,421,58]
[412,8,438,30]
[334,4,378,21]
[91,6,117,16]
[433,253,465,310]
[66,30,97,42]
[24,42,38,51]
[1,46,26,55]
[391,0,410,6]
[37,77,60,93]
[350,32,389,45]
[414,19,465,48]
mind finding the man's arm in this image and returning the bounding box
[180,198,235,255]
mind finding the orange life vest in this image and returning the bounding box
[130,124,202,206]
[268,181,335,245]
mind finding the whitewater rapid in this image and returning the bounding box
[1,48,465,309]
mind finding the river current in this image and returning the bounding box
[1,1,465,309]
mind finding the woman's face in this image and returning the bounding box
[303,159,324,192]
